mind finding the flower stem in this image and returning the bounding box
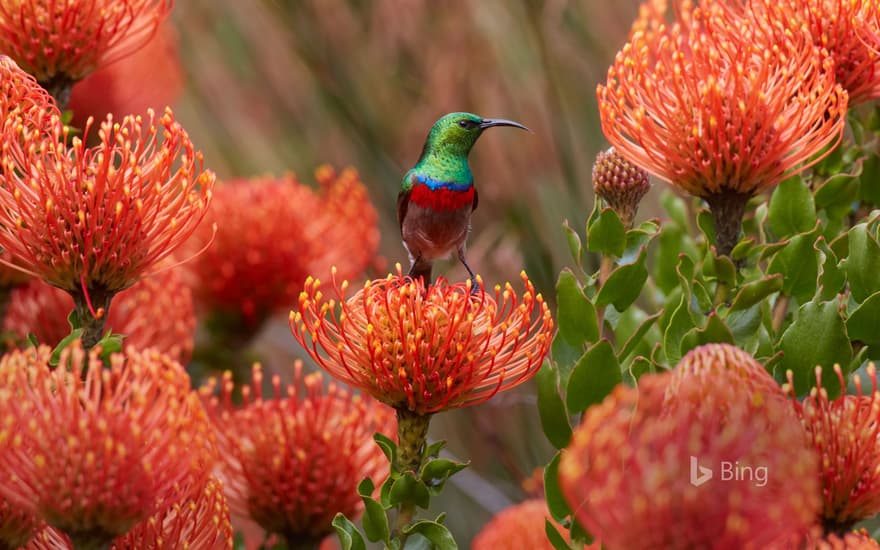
[71,287,114,349]
[393,408,432,542]
[68,531,112,550]
[39,74,75,112]
[704,190,750,258]
[595,254,616,340]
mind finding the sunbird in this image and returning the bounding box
[398,112,529,287]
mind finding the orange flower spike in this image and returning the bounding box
[786,364,880,533]
[291,268,553,415]
[183,168,378,331]
[202,363,396,542]
[599,0,846,255]
[0,107,213,342]
[0,0,173,104]
[0,344,217,547]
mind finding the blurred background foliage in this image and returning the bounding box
[169,0,640,543]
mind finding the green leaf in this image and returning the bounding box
[767,231,820,303]
[49,329,84,368]
[562,220,583,268]
[421,458,468,495]
[550,334,581,388]
[67,309,81,330]
[422,440,446,461]
[595,247,649,311]
[662,294,697,365]
[860,154,880,205]
[555,270,598,348]
[816,237,846,301]
[332,514,367,550]
[729,274,783,312]
[847,291,880,346]
[778,299,852,397]
[626,355,655,384]
[26,333,39,350]
[661,190,690,230]
[566,340,621,414]
[389,472,430,509]
[401,521,457,550]
[374,433,397,466]
[96,332,124,364]
[357,479,390,543]
[587,208,626,257]
[545,520,571,550]
[537,362,572,449]
[617,311,661,362]
[845,223,880,303]
[768,175,816,238]
[696,209,716,249]
[681,313,735,357]
[705,252,736,288]
[544,452,572,521]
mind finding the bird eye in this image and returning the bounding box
[458,119,479,130]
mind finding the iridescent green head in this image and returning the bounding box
[416,112,530,162]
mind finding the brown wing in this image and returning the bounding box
[397,188,411,233]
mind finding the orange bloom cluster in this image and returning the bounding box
[0,105,214,312]
[27,477,233,549]
[201,363,395,541]
[184,166,378,329]
[559,343,819,549]
[3,267,196,363]
[291,269,553,415]
[749,0,880,105]
[68,22,184,128]
[788,365,880,533]
[0,0,173,85]
[0,343,216,547]
[0,56,56,137]
[472,499,583,550]
[598,0,846,200]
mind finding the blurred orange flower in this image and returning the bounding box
[3,267,196,363]
[559,357,818,549]
[291,269,553,415]
[0,107,214,323]
[0,0,172,90]
[472,499,582,550]
[788,364,880,533]
[598,0,845,254]
[0,343,216,548]
[68,21,184,129]
[201,363,395,542]
[184,166,378,330]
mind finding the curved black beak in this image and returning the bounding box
[479,118,531,132]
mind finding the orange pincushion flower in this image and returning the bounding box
[201,363,395,541]
[559,370,819,550]
[184,166,378,329]
[0,0,172,86]
[68,21,183,128]
[291,269,553,415]
[0,343,216,547]
[3,267,196,363]
[27,477,234,549]
[788,364,880,533]
[665,342,786,410]
[598,0,845,201]
[0,55,57,135]
[0,107,214,317]
[472,499,578,550]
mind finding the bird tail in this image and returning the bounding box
[408,260,432,286]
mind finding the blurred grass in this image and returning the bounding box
[170,0,641,543]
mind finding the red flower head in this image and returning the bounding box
[290,269,553,415]
[0,55,57,135]
[27,477,234,549]
[3,267,196,363]
[472,499,585,550]
[68,21,184,129]
[184,166,378,331]
[598,0,846,254]
[0,107,214,336]
[746,0,880,105]
[559,367,819,550]
[810,528,880,549]
[0,497,40,548]
[787,364,880,534]
[0,343,217,548]
[201,363,396,543]
[0,0,173,101]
